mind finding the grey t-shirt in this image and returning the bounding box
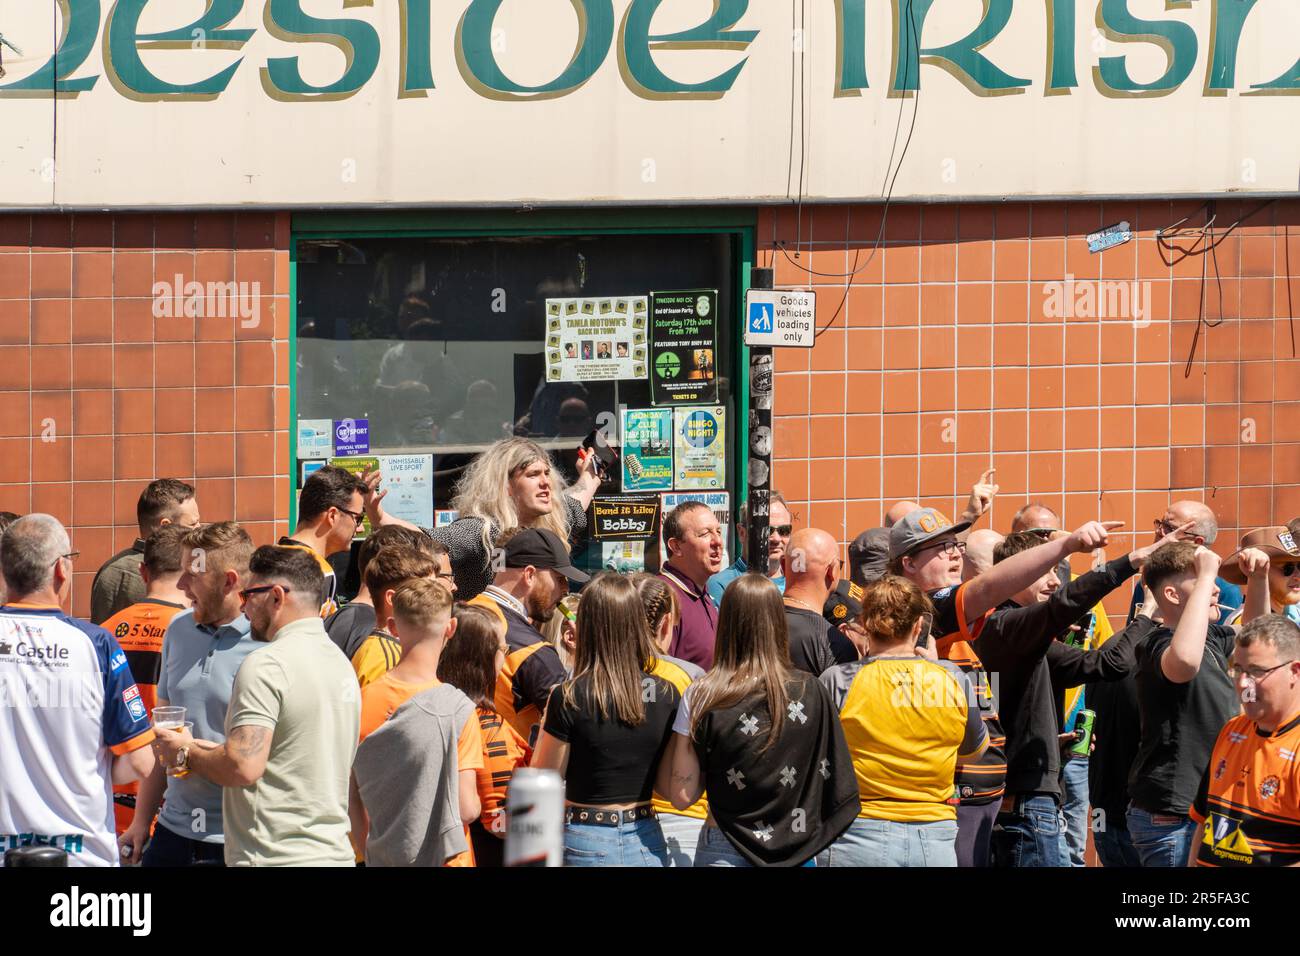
[154,610,257,844]
[353,683,476,867]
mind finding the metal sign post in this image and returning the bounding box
[746,267,775,576]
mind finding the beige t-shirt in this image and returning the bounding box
[222,616,360,866]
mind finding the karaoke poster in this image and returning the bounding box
[673,406,726,490]
[620,408,673,492]
[545,296,648,383]
[648,289,718,406]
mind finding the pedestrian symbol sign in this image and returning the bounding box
[743,290,816,348]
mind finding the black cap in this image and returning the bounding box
[503,528,590,584]
[847,527,891,585]
[823,578,864,626]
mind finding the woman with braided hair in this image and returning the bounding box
[631,574,709,865]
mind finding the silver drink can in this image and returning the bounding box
[504,768,565,867]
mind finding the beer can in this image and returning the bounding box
[504,768,565,867]
[1064,611,1094,648]
[1070,709,1095,759]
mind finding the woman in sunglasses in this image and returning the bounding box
[1220,526,1300,627]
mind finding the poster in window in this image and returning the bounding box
[376,454,435,530]
[590,495,661,541]
[649,290,718,406]
[328,456,381,537]
[620,408,673,492]
[673,406,726,489]
[546,296,647,383]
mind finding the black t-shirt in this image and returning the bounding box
[1129,623,1239,815]
[324,601,378,659]
[784,606,842,676]
[689,673,860,866]
[1087,674,1141,822]
[543,672,680,806]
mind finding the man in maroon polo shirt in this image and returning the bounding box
[658,501,724,670]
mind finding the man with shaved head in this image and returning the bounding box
[963,529,1004,581]
[884,500,922,528]
[1125,500,1241,626]
[781,528,856,675]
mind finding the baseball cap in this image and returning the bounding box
[823,578,864,626]
[888,508,971,562]
[1219,526,1300,585]
[847,527,890,585]
[502,528,590,584]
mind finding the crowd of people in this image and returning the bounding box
[2,438,1299,868]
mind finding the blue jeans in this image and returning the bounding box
[693,825,817,867]
[563,817,668,867]
[817,817,958,868]
[1094,818,1143,868]
[141,822,226,867]
[1126,805,1197,868]
[992,794,1067,867]
[955,800,999,867]
[657,812,705,867]
[1060,757,1090,868]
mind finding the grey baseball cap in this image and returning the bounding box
[847,527,891,585]
[888,508,971,561]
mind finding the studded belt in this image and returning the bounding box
[565,804,656,827]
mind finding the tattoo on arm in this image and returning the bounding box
[228,725,270,760]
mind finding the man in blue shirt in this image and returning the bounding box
[118,522,259,867]
[707,493,791,605]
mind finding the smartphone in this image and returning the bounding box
[581,430,621,482]
[915,612,933,649]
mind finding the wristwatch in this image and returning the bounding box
[173,747,190,773]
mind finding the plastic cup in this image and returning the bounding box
[153,705,185,729]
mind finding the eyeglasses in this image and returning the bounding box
[238,584,291,601]
[768,525,793,537]
[52,550,80,567]
[337,506,366,525]
[1227,660,1296,685]
[1024,528,1056,539]
[1279,562,1300,577]
[913,539,965,558]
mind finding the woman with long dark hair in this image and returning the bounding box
[658,573,859,866]
[438,603,531,867]
[532,573,680,866]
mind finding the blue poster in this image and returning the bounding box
[333,417,370,456]
[621,408,673,492]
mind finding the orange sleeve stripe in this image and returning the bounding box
[110,728,155,755]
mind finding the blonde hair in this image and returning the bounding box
[452,437,573,557]
[391,577,453,634]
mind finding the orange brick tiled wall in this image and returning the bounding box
[2,202,1297,626]
[0,212,292,619]
[763,200,1300,623]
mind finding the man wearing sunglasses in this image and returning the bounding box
[1188,614,1300,867]
[1124,502,1242,626]
[153,545,360,867]
[1219,527,1300,627]
[707,492,793,606]
[280,465,370,618]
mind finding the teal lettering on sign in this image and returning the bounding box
[1094,0,1198,96]
[891,0,1031,96]
[104,0,254,100]
[457,0,614,100]
[399,0,435,97]
[1045,0,1078,93]
[618,0,758,99]
[261,0,381,100]
[0,0,100,95]
[834,0,869,95]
